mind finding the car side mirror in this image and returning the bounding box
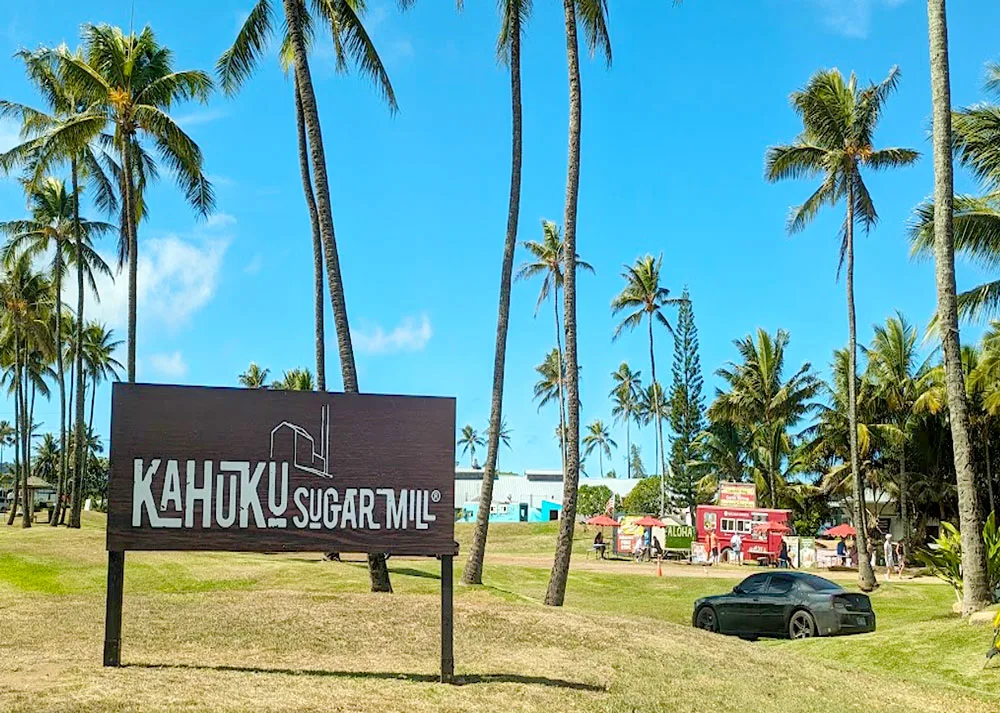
[732,585,743,595]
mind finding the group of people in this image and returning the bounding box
[834,533,906,578]
[591,530,666,561]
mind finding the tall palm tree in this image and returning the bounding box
[609,362,641,479]
[765,67,917,591]
[0,46,119,528]
[457,425,484,468]
[923,0,992,612]
[0,420,13,473]
[463,0,533,587]
[238,362,270,389]
[0,253,53,527]
[582,420,616,478]
[546,0,611,608]
[866,312,931,561]
[33,433,60,485]
[709,329,821,510]
[691,421,750,493]
[611,254,683,482]
[219,2,400,594]
[517,221,593,472]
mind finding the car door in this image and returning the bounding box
[756,573,796,636]
[719,573,770,635]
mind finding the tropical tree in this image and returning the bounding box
[582,420,616,478]
[866,312,931,561]
[271,368,315,391]
[765,66,917,591]
[924,0,992,613]
[638,381,669,512]
[33,433,60,485]
[463,0,532,587]
[81,322,123,440]
[238,362,270,389]
[517,221,593,472]
[0,420,13,472]
[668,287,705,523]
[457,425,485,468]
[219,2,402,593]
[611,254,683,483]
[691,421,750,495]
[709,329,820,510]
[0,176,112,525]
[609,362,641,478]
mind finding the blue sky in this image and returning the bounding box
[1,0,999,476]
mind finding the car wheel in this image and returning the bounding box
[695,606,719,633]
[789,610,816,639]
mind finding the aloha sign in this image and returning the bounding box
[104,384,457,680]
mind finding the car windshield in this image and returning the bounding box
[797,573,843,592]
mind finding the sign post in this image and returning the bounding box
[104,384,457,680]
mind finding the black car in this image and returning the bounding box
[692,571,875,639]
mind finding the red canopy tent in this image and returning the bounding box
[586,515,620,527]
[753,521,791,534]
[823,523,856,538]
[634,516,666,528]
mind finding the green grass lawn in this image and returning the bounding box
[0,515,996,712]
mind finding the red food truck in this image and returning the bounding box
[695,504,792,564]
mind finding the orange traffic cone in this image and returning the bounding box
[657,558,663,577]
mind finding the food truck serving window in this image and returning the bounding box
[720,518,754,534]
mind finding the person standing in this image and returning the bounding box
[883,534,895,580]
[836,537,847,566]
[730,532,743,565]
[709,531,719,565]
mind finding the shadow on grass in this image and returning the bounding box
[125,663,604,691]
[389,567,440,580]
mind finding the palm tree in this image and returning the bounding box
[33,433,60,485]
[0,253,53,527]
[272,368,315,391]
[765,67,917,591]
[463,0,533,588]
[691,421,750,493]
[517,221,593,472]
[81,322,123,441]
[533,348,564,412]
[0,46,119,528]
[0,177,112,526]
[582,420,616,478]
[485,417,513,469]
[238,363,270,389]
[457,425,485,468]
[611,254,683,482]
[219,2,400,594]
[709,329,821,510]
[545,0,611,608]
[609,362,641,479]
[638,381,669,512]
[866,313,931,561]
[0,420,13,473]
[925,0,992,613]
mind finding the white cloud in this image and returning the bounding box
[808,0,907,39]
[65,234,228,332]
[352,314,432,355]
[147,351,188,379]
[206,212,237,230]
[173,108,227,127]
[243,254,263,275]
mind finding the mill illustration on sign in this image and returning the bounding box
[270,404,331,478]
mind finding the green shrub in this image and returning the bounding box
[916,512,1000,604]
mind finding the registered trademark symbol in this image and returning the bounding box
[431,490,441,503]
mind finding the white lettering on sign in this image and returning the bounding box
[132,458,441,532]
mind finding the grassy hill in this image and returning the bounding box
[0,514,996,712]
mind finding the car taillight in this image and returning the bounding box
[834,594,871,612]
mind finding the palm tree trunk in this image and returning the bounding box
[294,72,326,392]
[64,349,75,526]
[545,0,583,608]
[123,140,138,385]
[18,336,30,528]
[89,375,97,443]
[466,65,525,579]
[7,402,19,526]
[845,182,875,591]
[625,417,631,480]
[599,449,603,478]
[553,285,568,474]
[899,442,910,563]
[648,316,666,512]
[927,0,991,613]
[52,235,66,527]
[70,158,86,529]
[986,436,996,522]
[282,0,387,592]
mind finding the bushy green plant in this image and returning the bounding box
[577,485,615,518]
[916,513,1000,604]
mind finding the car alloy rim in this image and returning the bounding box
[698,609,715,630]
[791,613,812,638]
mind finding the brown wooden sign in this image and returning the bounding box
[107,384,457,556]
